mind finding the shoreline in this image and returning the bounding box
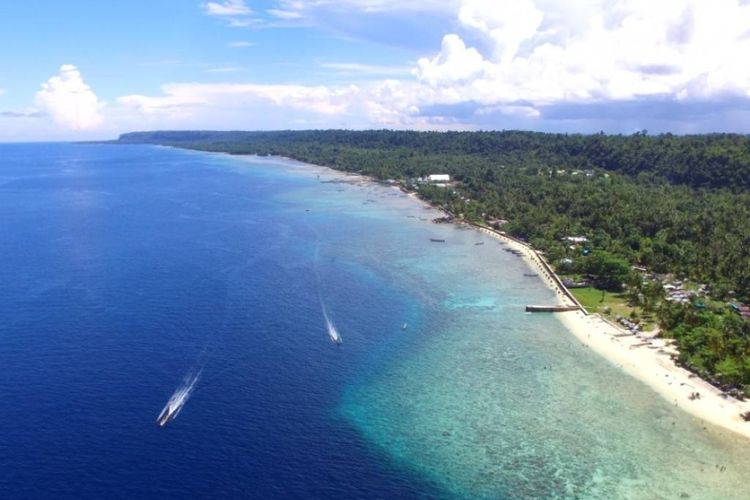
[241,152,750,440]
[468,217,750,440]
[557,310,750,439]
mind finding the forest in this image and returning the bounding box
[117,129,750,394]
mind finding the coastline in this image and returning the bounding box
[469,220,750,440]
[557,310,750,439]
[243,152,750,440]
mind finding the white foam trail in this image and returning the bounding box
[157,370,201,426]
[321,302,342,345]
[312,234,341,345]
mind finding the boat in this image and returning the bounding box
[320,298,342,345]
[402,323,408,330]
[156,402,179,427]
[474,242,485,246]
[430,238,446,242]
[324,311,342,345]
[155,372,199,428]
[327,319,342,345]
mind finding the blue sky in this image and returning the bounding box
[2,0,750,140]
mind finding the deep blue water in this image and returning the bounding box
[0,143,444,499]
[4,143,750,500]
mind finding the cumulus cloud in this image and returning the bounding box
[416,34,487,85]
[117,83,354,119]
[459,0,543,62]
[116,0,750,133]
[416,0,750,110]
[35,65,103,130]
[116,79,448,128]
[201,0,750,124]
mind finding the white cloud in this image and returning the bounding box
[272,0,458,14]
[202,0,251,16]
[1,109,45,118]
[35,65,103,130]
[320,62,411,77]
[118,83,355,118]
[227,41,255,48]
[416,34,487,85]
[414,0,750,109]
[458,0,543,62]
[227,18,257,27]
[262,0,460,29]
[116,79,448,128]
[266,9,304,20]
[202,0,257,26]
[206,66,242,73]
[110,0,750,133]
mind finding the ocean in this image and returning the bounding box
[1,143,750,499]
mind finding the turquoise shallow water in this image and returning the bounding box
[271,159,750,499]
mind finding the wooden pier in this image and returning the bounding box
[525,305,580,313]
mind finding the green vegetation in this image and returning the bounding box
[659,301,750,394]
[569,287,641,322]
[569,285,657,331]
[116,129,750,394]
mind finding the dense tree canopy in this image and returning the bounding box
[119,129,750,190]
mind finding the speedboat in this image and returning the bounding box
[156,402,179,427]
[327,320,343,345]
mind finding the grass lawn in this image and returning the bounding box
[570,286,656,330]
[571,287,628,314]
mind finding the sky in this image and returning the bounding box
[2,0,750,140]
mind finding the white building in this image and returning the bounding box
[427,174,450,182]
[564,236,589,244]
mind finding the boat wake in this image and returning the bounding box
[312,236,342,346]
[157,370,201,427]
[321,301,342,345]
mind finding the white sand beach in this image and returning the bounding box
[475,223,750,440]
[558,310,750,439]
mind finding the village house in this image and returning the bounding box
[426,174,450,183]
[564,236,589,244]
